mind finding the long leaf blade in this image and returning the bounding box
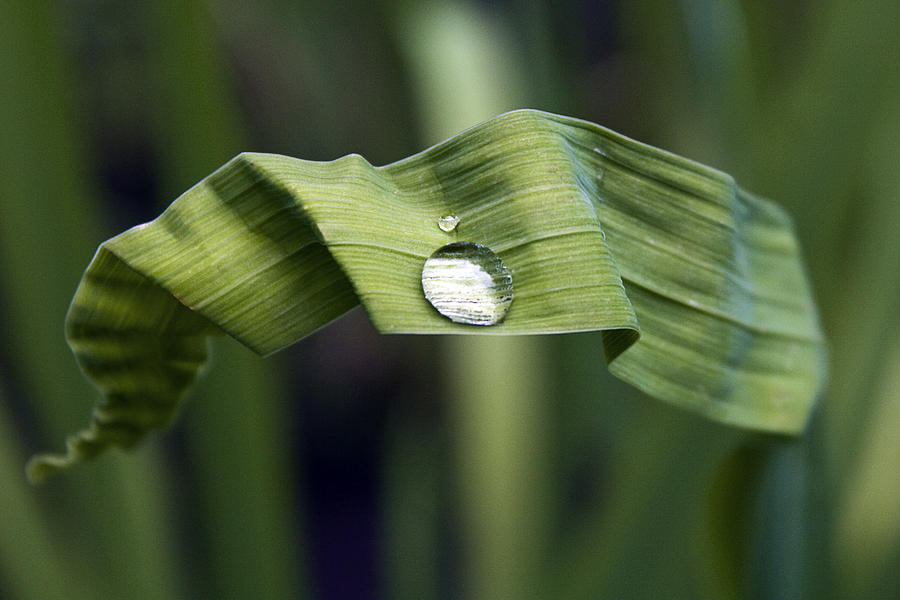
[28,109,826,480]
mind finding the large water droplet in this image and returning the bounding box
[437,214,460,232]
[421,242,513,326]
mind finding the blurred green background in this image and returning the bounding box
[1,1,898,599]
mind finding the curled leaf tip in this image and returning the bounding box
[31,110,827,478]
[26,422,118,483]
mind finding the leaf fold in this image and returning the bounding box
[28,110,826,481]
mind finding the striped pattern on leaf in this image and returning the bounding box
[28,110,826,481]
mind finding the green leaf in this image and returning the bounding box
[27,109,826,481]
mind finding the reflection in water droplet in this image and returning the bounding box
[437,214,461,232]
[421,242,513,326]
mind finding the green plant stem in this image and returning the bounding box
[0,3,183,598]
[0,388,90,599]
[398,3,550,599]
[147,2,306,597]
[446,336,551,600]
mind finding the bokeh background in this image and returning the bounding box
[2,1,899,599]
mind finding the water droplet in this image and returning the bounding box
[437,214,461,232]
[421,242,513,326]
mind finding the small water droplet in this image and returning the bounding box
[421,242,513,326]
[437,214,461,232]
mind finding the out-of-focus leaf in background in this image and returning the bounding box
[1,1,898,599]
